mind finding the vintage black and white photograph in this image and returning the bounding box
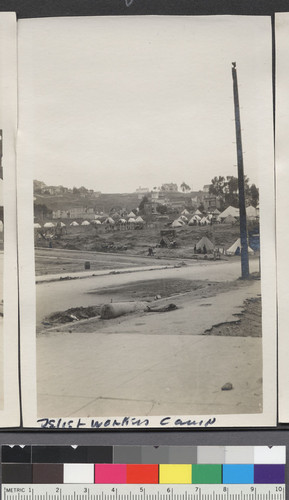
[17,15,276,427]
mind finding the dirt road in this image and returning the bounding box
[36,257,259,328]
[35,248,178,276]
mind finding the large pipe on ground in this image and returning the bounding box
[100,302,148,319]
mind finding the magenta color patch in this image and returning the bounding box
[94,464,127,484]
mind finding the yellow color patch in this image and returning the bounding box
[159,464,192,484]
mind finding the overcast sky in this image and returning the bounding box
[17,16,273,193]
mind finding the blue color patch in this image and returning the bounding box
[223,464,254,484]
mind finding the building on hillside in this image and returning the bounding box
[203,184,211,193]
[52,206,96,220]
[136,186,150,194]
[43,185,68,195]
[203,194,222,211]
[161,183,178,192]
[52,209,69,219]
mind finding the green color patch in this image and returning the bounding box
[192,464,222,484]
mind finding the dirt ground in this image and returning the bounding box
[203,296,261,338]
[88,276,256,302]
[41,277,261,337]
[35,224,243,259]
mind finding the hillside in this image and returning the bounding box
[34,192,141,213]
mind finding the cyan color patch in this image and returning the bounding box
[223,464,254,484]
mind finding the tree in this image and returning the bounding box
[139,196,149,214]
[180,182,191,193]
[209,175,253,208]
[209,176,226,198]
[34,203,52,221]
[156,204,168,215]
[249,184,259,207]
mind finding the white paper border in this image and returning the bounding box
[275,13,289,423]
[0,12,20,427]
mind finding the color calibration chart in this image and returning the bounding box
[1,446,286,500]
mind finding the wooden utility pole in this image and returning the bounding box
[231,62,249,278]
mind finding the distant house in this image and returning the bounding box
[203,184,211,193]
[43,185,68,196]
[161,183,178,192]
[136,186,150,194]
[53,206,96,220]
[203,194,222,211]
[151,191,159,200]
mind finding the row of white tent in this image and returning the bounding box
[34,216,145,229]
[195,236,254,255]
[172,214,213,228]
[171,205,258,228]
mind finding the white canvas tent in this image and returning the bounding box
[223,214,236,224]
[196,236,214,251]
[181,209,190,215]
[219,205,239,219]
[81,220,90,225]
[44,222,55,228]
[136,216,144,223]
[188,215,201,225]
[200,216,210,225]
[34,223,41,228]
[226,238,254,256]
[105,217,115,224]
[246,205,258,218]
[70,221,79,226]
[172,219,183,228]
[128,211,136,218]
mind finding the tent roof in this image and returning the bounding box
[223,214,236,223]
[219,206,239,218]
[246,205,257,217]
[105,217,115,224]
[196,236,214,250]
[172,220,183,228]
[44,222,55,227]
[70,221,79,226]
[226,238,254,255]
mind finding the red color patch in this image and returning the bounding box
[127,464,159,484]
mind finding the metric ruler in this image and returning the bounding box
[1,484,286,500]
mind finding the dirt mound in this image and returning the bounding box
[203,296,261,337]
[43,305,101,326]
